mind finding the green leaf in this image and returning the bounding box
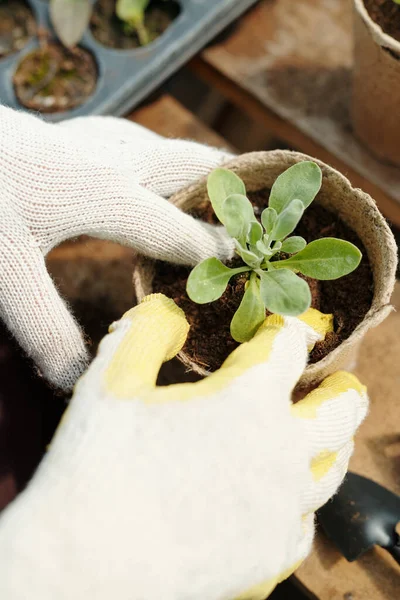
[274,238,362,280]
[256,240,273,259]
[50,0,92,47]
[207,168,246,224]
[270,199,304,241]
[259,269,311,316]
[234,241,261,268]
[222,194,255,240]
[230,275,266,342]
[261,207,277,234]
[269,162,322,214]
[248,221,263,245]
[187,258,250,304]
[280,236,307,254]
[271,241,282,253]
[116,0,149,24]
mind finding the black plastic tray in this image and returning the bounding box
[0,0,258,121]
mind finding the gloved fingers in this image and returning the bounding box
[78,294,189,398]
[0,230,89,391]
[129,138,233,198]
[152,309,333,404]
[301,440,354,515]
[60,115,232,199]
[213,309,333,393]
[292,371,368,455]
[0,107,234,264]
[67,177,234,265]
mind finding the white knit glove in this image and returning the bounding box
[0,295,368,600]
[0,107,234,391]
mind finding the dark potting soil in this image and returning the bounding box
[152,192,373,372]
[0,0,36,59]
[13,45,97,113]
[90,0,181,49]
[364,0,400,42]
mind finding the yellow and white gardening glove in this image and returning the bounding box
[0,106,234,391]
[0,295,368,600]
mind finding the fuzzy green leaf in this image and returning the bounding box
[269,162,322,214]
[50,0,91,47]
[280,236,307,254]
[274,238,362,280]
[187,258,250,304]
[248,221,263,245]
[207,168,246,224]
[256,239,271,256]
[230,275,266,342]
[116,0,149,24]
[271,199,304,241]
[234,241,261,268]
[261,207,278,234]
[259,269,311,316]
[271,241,282,253]
[222,194,255,240]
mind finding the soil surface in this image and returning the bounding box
[152,192,373,372]
[0,0,36,59]
[90,0,181,49]
[364,0,400,42]
[13,44,97,113]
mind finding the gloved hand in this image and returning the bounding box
[0,107,234,390]
[0,294,368,600]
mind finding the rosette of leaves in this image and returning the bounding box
[187,162,362,343]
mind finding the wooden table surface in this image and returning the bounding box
[191,0,400,228]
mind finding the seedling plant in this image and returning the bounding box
[187,162,362,343]
[50,0,157,48]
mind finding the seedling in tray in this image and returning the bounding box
[50,0,92,48]
[116,0,164,46]
[187,162,362,343]
[50,0,168,48]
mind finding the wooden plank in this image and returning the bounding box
[127,94,233,150]
[194,0,400,227]
[296,282,400,599]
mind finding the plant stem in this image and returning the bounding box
[135,19,150,46]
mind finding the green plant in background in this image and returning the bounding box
[50,0,158,48]
[116,0,153,46]
[50,0,92,48]
[187,162,362,343]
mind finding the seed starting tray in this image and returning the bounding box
[0,0,258,121]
